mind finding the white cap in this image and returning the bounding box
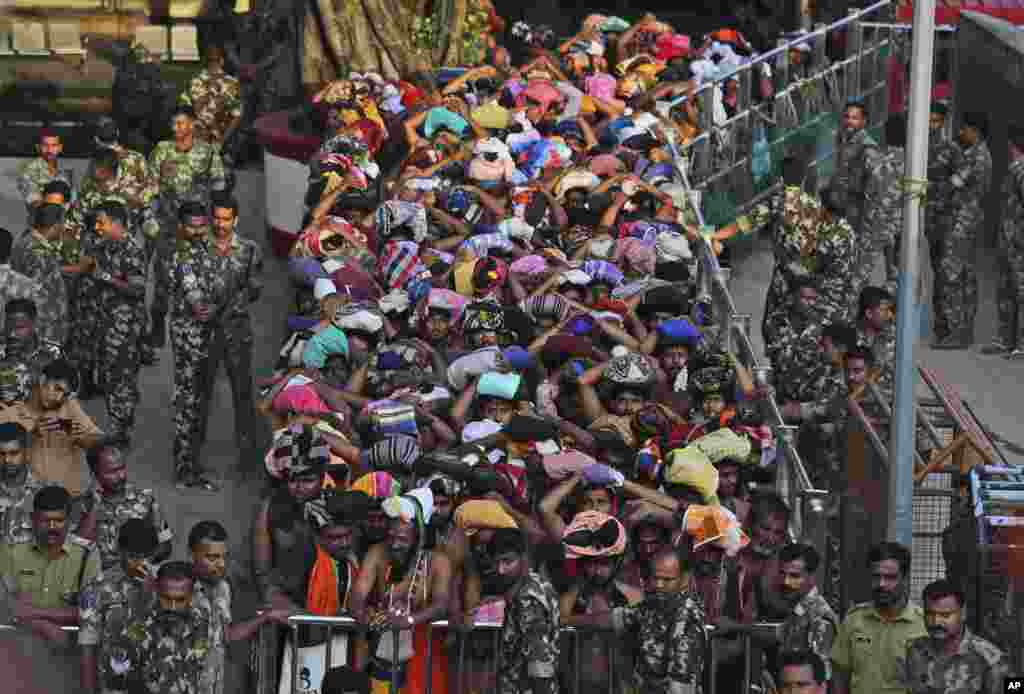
[314,278,338,301]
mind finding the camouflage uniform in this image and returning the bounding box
[78,149,161,244]
[78,566,155,694]
[933,139,991,343]
[763,304,823,403]
[147,140,227,347]
[78,227,148,441]
[199,235,262,449]
[995,157,1024,351]
[157,236,229,477]
[611,591,707,694]
[81,483,174,571]
[192,579,231,694]
[0,336,65,394]
[904,627,1007,694]
[498,570,561,694]
[0,265,43,332]
[753,188,858,338]
[778,586,839,680]
[864,145,905,289]
[832,129,882,290]
[0,473,43,544]
[180,71,243,146]
[856,323,896,399]
[16,157,74,209]
[126,606,211,694]
[10,231,68,345]
[925,131,963,268]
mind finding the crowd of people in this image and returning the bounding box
[0,7,1018,694]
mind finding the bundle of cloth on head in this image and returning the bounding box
[689,427,752,465]
[360,434,421,475]
[301,325,350,369]
[500,415,561,503]
[378,240,429,291]
[365,340,429,391]
[562,510,627,558]
[351,471,402,500]
[333,302,386,335]
[542,450,597,480]
[453,499,519,534]
[382,487,435,556]
[664,445,720,503]
[361,400,418,439]
[266,423,332,481]
[680,504,749,556]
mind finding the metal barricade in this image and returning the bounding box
[425,619,502,694]
[706,622,782,694]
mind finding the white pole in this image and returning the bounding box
[888,0,936,546]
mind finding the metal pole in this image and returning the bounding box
[888,0,935,548]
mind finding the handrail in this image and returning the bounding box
[668,0,893,108]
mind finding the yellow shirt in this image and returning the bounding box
[831,601,927,694]
[0,541,99,609]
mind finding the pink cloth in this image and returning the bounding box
[888,54,907,114]
[615,237,657,276]
[272,383,330,415]
[542,450,597,479]
[521,80,563,112]
[589,153,625,177]
[585,73,617,101]
[510,254,548,275]
[655,33,691,62]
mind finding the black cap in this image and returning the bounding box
[118,518,160,555]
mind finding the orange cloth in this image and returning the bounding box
[306,544,350,616]
[407,622,449,694]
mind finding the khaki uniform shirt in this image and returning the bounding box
[0,541,99,609]
[831,601,927,694]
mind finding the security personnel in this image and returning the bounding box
[78,518,160,694]
[831,541,927,694]
[156,202,227,490]
[0,485,99,644]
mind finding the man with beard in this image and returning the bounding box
[422,474,461,548]
[350,472,403,560]
[0,298,65,395]
[775,543,838,680]
[831,541,926,694]
[565,547,706,694]
[0,230,42,337]
[678,504,749,627]
[0,422,43,544]
[0,485,99,643]
[831,101,881,286]
[73,442,173,571]
[487,527,560,694]
[189,520,292,694]
[79,519,160,694]
[124,562,210,694]
[559,511,642,694]
[17,130,74,213]
[854,287,896,395]
[904,579,1007,694]
[619,518,669,589]
[351,487,451,694]
[778,650,829,694]
[253,424,332,610]
[308,491,376,617]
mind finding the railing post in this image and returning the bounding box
[775,424,801,536]
[730,313,753,365]
[800,488,831,588]
[390,630,399,694]
[845,8,864,102]
[696,88,713,179]
[291,624,300,694]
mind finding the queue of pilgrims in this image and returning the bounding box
[1,7,1016,694]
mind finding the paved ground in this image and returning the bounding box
[0,158,1019,692]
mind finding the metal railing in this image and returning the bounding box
[251,614,788,694]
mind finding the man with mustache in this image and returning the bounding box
[775,543,838,681]
[124,561,210,694]
[17,130,74,213]
[0,485,99,644]
[350,487,451,694]
[564,547,706,694]
[72,442,174,572]
[831,541,926,694]
[79,518,161,694]
[0,422,44,545]
[487,527,560,694]
[189,520,292,694]
[904,579,1007,694]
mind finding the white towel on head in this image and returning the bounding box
[314,278,338,301]
[383,487,435,526]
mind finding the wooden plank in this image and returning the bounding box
[918,365,996,460]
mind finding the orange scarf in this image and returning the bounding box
[306,544,353,615]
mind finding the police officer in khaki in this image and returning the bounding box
[831,541,927,694]
[904,578,1007,694]
[0,485,99,644]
